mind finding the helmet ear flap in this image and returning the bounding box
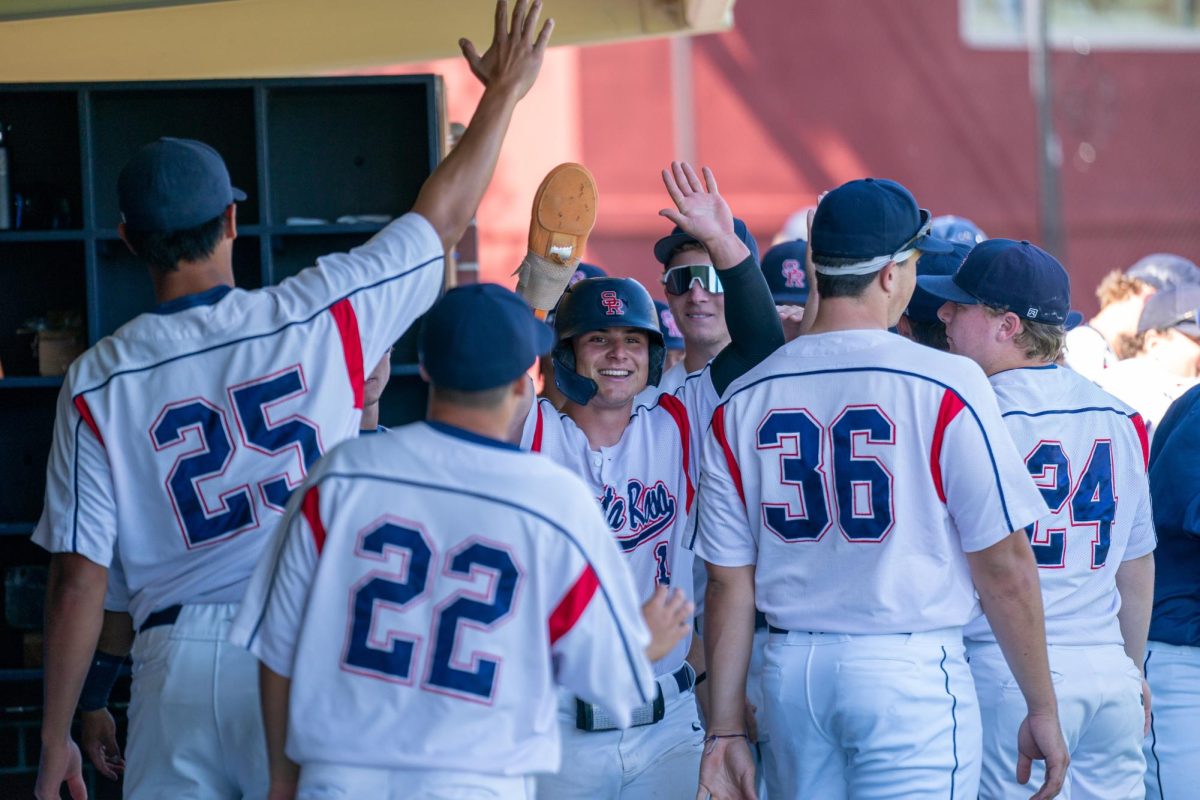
[551,337,598,406]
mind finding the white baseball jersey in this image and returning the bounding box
[230,421,655,775]
[964,364,1156,646]
[1094,356,1198,441]
[633,360,690,409]
[693,329,1048,634]
[521,373,717,673]
[33,213,443,628]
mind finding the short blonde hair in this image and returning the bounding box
[1096,270,1152,309]
[984,305,1066,362]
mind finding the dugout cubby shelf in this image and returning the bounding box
[0,76,445,656]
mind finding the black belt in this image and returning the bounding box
[768,624,789,635]
[576,663,694,732]
[139,604,182,633]
[754,610,769,631]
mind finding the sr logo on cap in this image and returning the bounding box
[601,290,625,316]
[782,258,806,289]
[660,307,682,338]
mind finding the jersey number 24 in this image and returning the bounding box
[1023,440,1117,569]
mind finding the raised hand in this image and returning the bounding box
[459,0,554,100]
[659,162,747,268]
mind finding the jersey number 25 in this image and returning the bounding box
[150,365,322,549]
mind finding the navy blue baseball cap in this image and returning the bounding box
[419,284,554,392]
[118,137,247,232]
[761,239,810,304]
[1127,253,1200,293]
[906,242,973,323]
[654,300,685,351]
[810,178,954,267]
[653,217,760,266]
[931,215,987,245]
[1136,285,1200,336]
[918,239,1071,325]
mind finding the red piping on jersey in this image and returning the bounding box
[712,405,746,509]
[330,298,365,410]
[658,394,695,512]
[301,485,326,555]
[1131,413,1150,470]
[930,389,966,503]
[532,402,544,452]
[73,395,105,448]
[548,564,599,645]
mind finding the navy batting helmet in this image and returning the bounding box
[552,277,665,405]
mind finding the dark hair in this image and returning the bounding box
[124,213,225,273]
[429,383,513,409]
[906,318,949,351]
[813,255,880,299]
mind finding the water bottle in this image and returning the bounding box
[0,121,10,230]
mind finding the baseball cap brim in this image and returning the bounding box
[917,274,979,305]
[654,230,701,265]
[232,187,247,202]
[912,210,955,254]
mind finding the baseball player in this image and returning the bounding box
[1063,254,1200,381]
[924,239,1156,799]
[360,347,394,434]
[542,263,609,408]
[631,216,761,407]
[896,240,973,351]
[32,3,552,797]
[692,178,1069,800]
[519,162,784,798]
[760,238,810,344]
[1142,381,1200,799]
[1094,285,1200,438]
[229,283,688,799]
[655,299,686,373]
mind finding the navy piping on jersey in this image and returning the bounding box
[425,420,520,451]
[244,471,652,706]
[716,366,1019,533]
[71,417,84,553]
[1001,406,1138,420]
[939,646,960,800]
[74,251,442,397]
[151,284,233,315]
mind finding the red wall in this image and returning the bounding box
[395,0,1200,315]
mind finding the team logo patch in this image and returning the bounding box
[660,308,683,338]
[781,258,806,289]
[601,290,625,316]
[598,479,677,552]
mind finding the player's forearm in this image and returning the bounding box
[702,563,756,732]
[967,531,1058,714]
[710,257,785,396]
[1115,553,1155,671]
[412,87,521,253]
[41,553,108,743]
[96,610,134,658]
[259,663,299,789]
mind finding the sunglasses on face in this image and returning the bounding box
[662,264,723,296]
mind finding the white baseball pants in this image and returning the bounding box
[125,603,268,800]
[761,627,980,800]
[296,765,536,799]
[537,677,704,798]
[968,641,1145,800]
[1143,640,1200,800]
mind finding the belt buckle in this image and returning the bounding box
[576,684,665,732]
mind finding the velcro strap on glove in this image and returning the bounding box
[514,251,575,312]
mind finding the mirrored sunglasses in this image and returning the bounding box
[663,264,723,296]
